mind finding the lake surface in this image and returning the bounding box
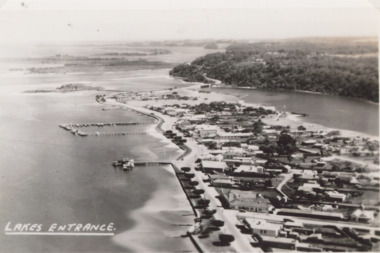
[0,44,214,252]
[212,88,379,136]
[0,88,191,252]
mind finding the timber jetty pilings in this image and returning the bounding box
[59,122,156,137]
[59,122,153,128]
[133,161,173,167]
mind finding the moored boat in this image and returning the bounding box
[112,158,135,170]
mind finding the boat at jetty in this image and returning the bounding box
[112,158,135,170]
[291,111,309,117]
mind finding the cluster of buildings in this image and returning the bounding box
[160,100,379,251]
[115,91,198,104]
[239,215,376,252]
[121,91,380,252]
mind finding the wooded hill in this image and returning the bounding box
[170,38,379,102]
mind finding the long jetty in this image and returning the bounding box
[87,132,159,137]
[59,122,154,128]
[102,99,204,252]
[59,122,158,137]
[134,161,172,166]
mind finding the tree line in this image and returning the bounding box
[170,38,379,102]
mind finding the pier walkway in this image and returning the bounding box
[59,122,155,128]
[85,132,159,137]
[134,161,171,167]
[59,121,159,137]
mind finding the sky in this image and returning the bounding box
[0,0,378,43]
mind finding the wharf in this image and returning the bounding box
[86,132,158,137]
[59,122,159,137]
[59,122,154,128]
[134,161,172,166]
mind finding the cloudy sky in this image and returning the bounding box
[0,0,378,43]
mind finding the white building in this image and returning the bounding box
[226,190,273,213]
[194,124,219,138]
[244,218,282,237]
[351,209,375,223]
[302,139,317,145]
[234,165,265,174]
[325,191,346,202]
[297,181,322,193]
[163,107,177,116]
[247,145,260,151]
[201,160,228,173]
[215,132,252,142]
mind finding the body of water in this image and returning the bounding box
[0,44,206,252]
[0,90,193,252]
[213,88,379,136]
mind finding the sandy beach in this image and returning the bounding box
[260,111,379,140]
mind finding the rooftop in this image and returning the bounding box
[245,218,283,231]
[217,132,253,137]
[235,165,264,173]
[201,160,228,169]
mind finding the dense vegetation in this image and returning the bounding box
[126,39,236,47]
[29,58,173,74]
[170,38,379,102]
[98,48,172,56]
[170,64,213,83]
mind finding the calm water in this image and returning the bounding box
[0,90,187,252]
[213,88,379,136]
[0,44,210,252]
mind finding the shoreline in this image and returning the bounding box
[202,75,378,137]
[104,78,378,252]
[209,92,378,140]
[104,98,199,252]
[109,80,378,161]
[211,84,379,105]
[111,80,378,144]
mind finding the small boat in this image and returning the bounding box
[77,131,88,137]
[291,112,309,117]
[123,159,134,170]
[112,158,135,170]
